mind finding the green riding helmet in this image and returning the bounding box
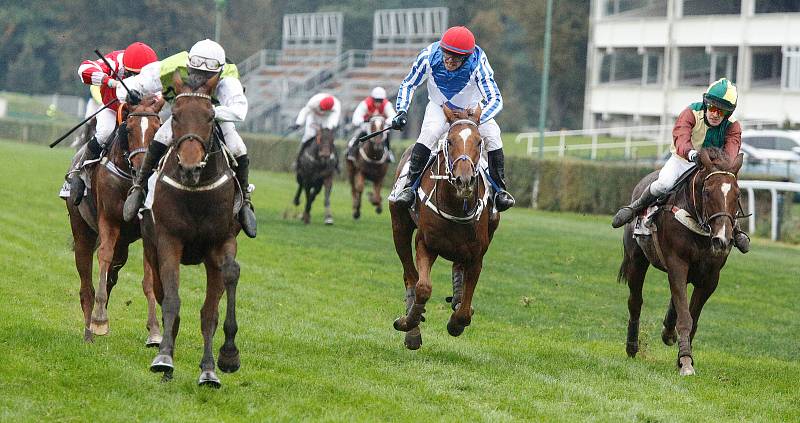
[703,77,738,113]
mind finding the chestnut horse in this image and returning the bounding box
[347,114,390,219]
[293,126,338,224]
[618,148,744,375]
[390,105,500,350]
[142,72,241,388]
[65,96,164,345]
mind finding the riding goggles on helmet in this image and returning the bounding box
[189,55,223,71]
[705,103,732,116]
[442,50,467,64]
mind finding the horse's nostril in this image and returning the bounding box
[711,237,727,249]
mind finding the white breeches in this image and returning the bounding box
[84,98,101,120]
[95,108,117,146]
[415,101,503,152]
[154,117,247,157]
[650,154,696,196]
[301,115,336,141]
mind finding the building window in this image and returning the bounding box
[644,50,663,85]
[682,0,741,15]
[599,48,643,84]
[752,46,782,87]
[603,0,667,17]
[783,46,800,91]
[679,48,710,87]
[756,0,800,13]
[711,49,738,82]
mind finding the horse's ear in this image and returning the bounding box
[470,105,482,124]
[699,148,714,170]
[172,70,184,93]
[731,152,744,174]
[203,72,220,94]
[442,105,455,123]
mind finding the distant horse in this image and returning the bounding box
[71,116,96,149]
[347,114,390,219]
[390,105,500,350]
[142,71,242,388]
[618,147,744,375]
[65,95,164,345]
[294,126,338,225]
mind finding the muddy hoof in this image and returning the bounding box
[198,370,221,388]
[446,317,465,337]
[218,347,240,373]
[626,341,638,358]
[678,356,695,376]
[145,334,162,348]
[90,320,109,336]
[404,327,422,350]
[661,327,678,346]
[150,354,174,373]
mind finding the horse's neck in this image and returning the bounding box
[106,133,130,171]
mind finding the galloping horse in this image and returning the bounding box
[65,95,164,345]
[390,105,500,350]
[143,72,241,387]
[294,126,338,224]
[618,147,744,375]
[347,114,390,219]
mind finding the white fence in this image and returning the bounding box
[740,180,800,241]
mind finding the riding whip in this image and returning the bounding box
[94,49,133,94]
[356,127,392,143]
[49,98,119,148]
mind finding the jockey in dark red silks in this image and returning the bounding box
[346,86,397,162]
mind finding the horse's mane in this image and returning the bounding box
[185,73,211,91]
[701,147,732,171]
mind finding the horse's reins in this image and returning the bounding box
[173,92,215,169]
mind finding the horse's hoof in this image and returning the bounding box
[662,327,678,346]
[404,327,422,350]
[678,356,695,376]
[393,316,415,332]
[353,210,360,220]
[145,334,162,348]
[198,370,221,388]
[90,320,109,336]
[83,328,94,343]
[324,217,334,225]
[218,347,240,373]
[150,354,174,373]
[446,317,466,337]
[375,206,382,214]
[626,341,638,358]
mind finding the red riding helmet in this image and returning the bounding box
[319,96,335,111]
[123,42,158,73]
[440,26,475,55]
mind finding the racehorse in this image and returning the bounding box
[618,147,744,375]
[142,71,242,388]
[65,95,164,345]
[293,126,338,225]
[347,114,390,219]
[390,105,500,350]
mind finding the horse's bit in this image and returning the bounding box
[691,170,738,234]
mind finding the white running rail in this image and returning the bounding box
[739,180,800,241]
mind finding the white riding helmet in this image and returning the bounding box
[187,39,226,72]
[370,87,386,100]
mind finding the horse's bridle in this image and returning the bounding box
[173,92,214,169]
[691,170,738,234]
[436,119,483,189]
[124,111,161,171]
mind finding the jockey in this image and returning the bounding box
[346,86,397,162]
[390,26,515,212]
[611,77,750,253]
[291,93,341,168]
[70,42,158,205]
[120,39,257,239]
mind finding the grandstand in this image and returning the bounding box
[239,8,448,135]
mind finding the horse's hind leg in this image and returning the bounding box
[142,256,162,347]
[352,172,363,219]
[623,255,649,358]
[216,239,240,374]
[662,299,678,346]
[323,176,334,225]
[447,260,481,337]
[90,215,120,336]
[69,207,97,342]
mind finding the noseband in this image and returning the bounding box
[438,119,482,188]
[174,92,214,169]
[692,170,738,234]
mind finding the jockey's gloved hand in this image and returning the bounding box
[126,89,143,106]
[688,150,700,163]
[391,111,407,130]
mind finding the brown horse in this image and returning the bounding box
[142,71,241,388]
[293,126,338,224]
[65,96,164,345]
[390,105,500,350]
[347,114,390,219]
[618,147,744,375]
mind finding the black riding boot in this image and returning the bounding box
[394,143,430,208]
[69,136,103,206]
[488,149,515,212]
[733,224,750,254]
[612,185,658,228]
[122,142,168,222]
[235,155,257,238]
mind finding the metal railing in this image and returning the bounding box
[739,180,800,241]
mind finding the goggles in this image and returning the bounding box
[188,55,223,71]
[442,50,467,64]
[705,103,732,116]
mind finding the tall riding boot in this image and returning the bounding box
[70,136,103,206]
[733,223,750,254]
[612,185,658,228]
[393,143,431,208]
[122,142,168,222]
[488,149,515,212]
[235,155,257,238]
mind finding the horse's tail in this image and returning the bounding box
[617,250,631,285]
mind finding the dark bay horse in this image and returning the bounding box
[618,148,744,375]
[390,105,500,350]
[294,126,338,224]
[65,96,164,345]
[347,114,390,219]
[142,71,241,388]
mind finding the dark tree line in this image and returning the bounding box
[0,0,588,130]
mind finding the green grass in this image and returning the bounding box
[0,139,798,421]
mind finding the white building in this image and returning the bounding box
[584,0,800,130]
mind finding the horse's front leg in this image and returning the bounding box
[665,259,694,375]
[197,246,229,388]
[352,172,364,219]
[371,176,384,213]
[150,234,183,380]
[142,255,162,347]
[393,237,435,343]
[216,238,241,374]
[689,270,720,342]
[302,184,316,224]
[90,213,119,336]
[447,260,481,337]
[68,205,97,342]
[323,175,334,225]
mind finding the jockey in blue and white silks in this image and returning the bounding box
[390,26,514,212]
